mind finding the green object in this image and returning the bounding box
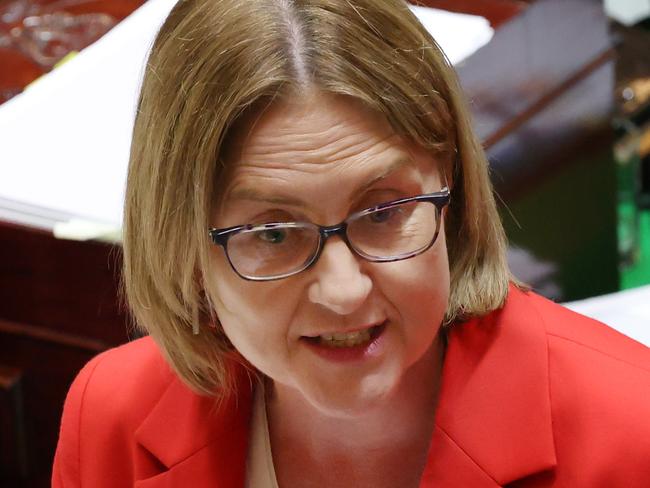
[620,209,650,288]
[616,139,650,289]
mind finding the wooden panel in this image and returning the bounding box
[0,222,131,487]
[0,222,130,346]
[0,366,27,483]
[0,327,101,487]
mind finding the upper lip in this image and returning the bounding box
[302,320,387,338]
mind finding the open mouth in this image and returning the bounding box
[302,321,387,348]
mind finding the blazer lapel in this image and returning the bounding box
[133,363,254,488]
[422,287,557,487]
[420,425,502,487]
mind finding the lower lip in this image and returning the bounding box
[300,322,387,363]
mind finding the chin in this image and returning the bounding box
[300,369,401,419]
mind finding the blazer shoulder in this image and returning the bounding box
[52,336,176,487]
[66,335,175,427]
[510,290,650,484]
[512,287,650,372]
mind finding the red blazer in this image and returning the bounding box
[53,287,650,487]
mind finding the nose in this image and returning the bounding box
[307,237,373,315]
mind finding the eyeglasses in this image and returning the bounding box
[209,188,450,281]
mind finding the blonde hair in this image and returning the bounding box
[123,0,511,396]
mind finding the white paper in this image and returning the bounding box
[565,285,650,347]
[0,0,178,230]
[408,5,494,65]
[604,0,650,26]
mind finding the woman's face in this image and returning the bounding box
[207,93,450,416]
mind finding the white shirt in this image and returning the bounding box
[246,383,280,488]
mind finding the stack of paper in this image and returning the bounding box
[0,0,179,238]
[565,285,650,347]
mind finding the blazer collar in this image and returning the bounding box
[134,361,254,488]
[426,286,557,486]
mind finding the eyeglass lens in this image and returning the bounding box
[227,223,320,278]
[348,199,436,259]
[225,200,440,279]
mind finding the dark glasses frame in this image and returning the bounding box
[208,187,451,281]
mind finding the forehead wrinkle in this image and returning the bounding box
[227,148,399,196]
[238,133,400,176]
[225,171,306,207]
[225,156,418,210]
[240,110,399,166]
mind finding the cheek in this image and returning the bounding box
[378,239,450,331]
[208,281,289,375]
[206,249,271,320]
[204,252,301,362]
[417,241,450,316]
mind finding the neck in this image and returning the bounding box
[266,333,446,456]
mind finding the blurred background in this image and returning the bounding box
[0,0,649,485]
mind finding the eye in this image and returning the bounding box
[258,228,287,244]
[368,207,400,224]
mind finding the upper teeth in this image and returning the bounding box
[322,331,365,341]
[319,329,372,347]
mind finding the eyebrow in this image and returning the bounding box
[227,158,417,208]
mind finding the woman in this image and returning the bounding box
[53,0,650,486]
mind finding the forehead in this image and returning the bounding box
[229,94,399,163]
[220,93,441,206]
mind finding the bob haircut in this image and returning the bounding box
[123,0,511,396]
